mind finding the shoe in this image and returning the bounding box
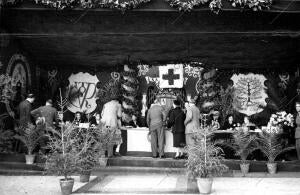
[173,156,180,160]
[160,155,166,159]
[152,155,159,158]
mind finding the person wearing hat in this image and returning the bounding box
[184,98,201,146]
[31,99,58,128]
[18,93,35,127]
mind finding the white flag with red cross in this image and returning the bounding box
[159,64,184,88]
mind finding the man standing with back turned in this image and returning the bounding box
[147,98,166,158]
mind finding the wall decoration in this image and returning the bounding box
[159,64,183,88]
[231,73,268,116]
[5,54,31,117]
[278,73,290,90]
[48,69,58,86]
[122,65,139,123]
[6,54,31,97]
[67,72,99,114]
[137,64,149,76]
[97,71,121,104]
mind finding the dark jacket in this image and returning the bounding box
[18,99,32,126]
[31,105,58,127]
[167,107,185,134]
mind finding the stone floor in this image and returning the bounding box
[1,173,300,195]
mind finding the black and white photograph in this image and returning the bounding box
[0,0,300,194]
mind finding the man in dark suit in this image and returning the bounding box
[18,93,35,127]
[147,98,166,158]
[31,99,58,128]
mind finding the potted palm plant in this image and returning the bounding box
[256,129,294,174]
[186,126,228,194]
[14,124,44,164]
[256,112,295,174]
[231,130,258,175]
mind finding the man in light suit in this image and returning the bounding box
[184,98,201,146]
[147,98,166,158]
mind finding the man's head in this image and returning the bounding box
[46,99,53,106]
[173,100,180,108]
[26,93,35,103]
[296,101,300,112]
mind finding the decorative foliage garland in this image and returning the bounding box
[229,0,272,11]
[166,0,271,13]
[121,65,139,123]
[36,0,151,11]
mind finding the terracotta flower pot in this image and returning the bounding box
[196,177,213,194]
[59,178,74,195]
[267,162,277,174]
[80,170,91,182]
[25,154,35,165]
[240,163,250,176]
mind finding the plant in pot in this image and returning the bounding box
[45,123,79,195]
[14,124,44,164]
[256,129,294,174]
[256,111,295,174]
[186,125,228,194]
[231,130,258,176]
[93,124,114,167]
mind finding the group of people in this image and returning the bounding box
[146,98,201,159]
[16,93,300,160]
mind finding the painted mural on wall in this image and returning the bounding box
[231,73,268,116]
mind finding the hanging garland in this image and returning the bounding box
[121,65,139,123]
[36,0,151,11]
[166,0,270,13]
[229,0,272,11]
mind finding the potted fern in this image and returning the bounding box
[186,125,228,194]
[231,130,258,175]
[14,124,44,164]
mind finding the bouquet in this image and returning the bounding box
[266,111,294,134]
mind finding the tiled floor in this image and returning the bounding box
[1,173,300,195]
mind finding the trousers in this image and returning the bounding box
[150,126,165,157]
[296,138,300,160]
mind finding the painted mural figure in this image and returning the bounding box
[18,93,35,127]
[146,98,166,158]
[294,101,300,160]
[100,99,123,157]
